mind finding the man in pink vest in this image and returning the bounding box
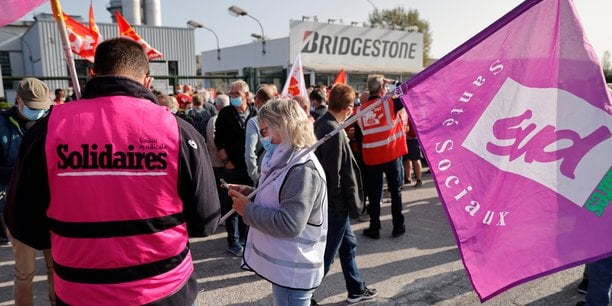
[4,38,221,305]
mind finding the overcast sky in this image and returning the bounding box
[25,0,612,62]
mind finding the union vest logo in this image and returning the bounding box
[56,144,168,172]
[462,78,611,208]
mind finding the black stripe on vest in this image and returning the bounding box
[54,245,190,284]
[49,213,185,238]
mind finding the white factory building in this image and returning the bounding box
[0,0,195,100]
[201,20,424,92]
[1,1,425,99]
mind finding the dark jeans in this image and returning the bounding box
[323,210,365,295]
[586,256,612,306]
[364,158,404,230]
[0,198,8,240]
[220,167,252,247]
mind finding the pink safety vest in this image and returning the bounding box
[45,95,193,305]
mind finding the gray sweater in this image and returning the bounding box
[243,159,326,238]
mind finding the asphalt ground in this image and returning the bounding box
[0,170,588,305]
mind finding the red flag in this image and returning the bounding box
[115,11,163,60]
[63,12,100,62]
[332,68,346,87]
[0,0,47,27]
[89,1,101,41]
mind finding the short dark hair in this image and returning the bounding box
[309,87,326,104]
[55,88,64,95]
[328,84,355,112]
[94,38,149,79]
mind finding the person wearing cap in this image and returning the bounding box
[0,77,54,305]
[4,38,220,305]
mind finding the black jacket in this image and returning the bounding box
[314,112,364,219]
[213,104,257,173]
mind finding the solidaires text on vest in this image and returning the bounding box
[57,144,168,170]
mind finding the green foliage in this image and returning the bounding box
[602,51,611,75]
[368,7,432,65]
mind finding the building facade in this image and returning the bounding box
[0,16,195,100]
[201,20,424,92]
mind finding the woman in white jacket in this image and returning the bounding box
[229,98,328,306]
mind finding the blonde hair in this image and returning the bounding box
[258,98,316,149]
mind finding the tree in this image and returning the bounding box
[602,50,611,76]
[368,7,432,65]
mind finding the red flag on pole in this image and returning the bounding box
[89,1,101,41]
[332,68,346,87]
[62,12,100,63]
[115,11,163,60]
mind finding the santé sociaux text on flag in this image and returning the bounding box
[400,0,611,301]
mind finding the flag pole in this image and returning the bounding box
[218,89,399,224]
[50,0,81,99]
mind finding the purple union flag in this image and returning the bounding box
[400,0,612,301]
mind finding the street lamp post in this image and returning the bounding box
[228,5,266,54]
[187,20,221,60]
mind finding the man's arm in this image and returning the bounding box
[4,118,51,250]
[213,108,227,152]
[314,120,342,202]
[244,117,261,183]
[177,118,221,237]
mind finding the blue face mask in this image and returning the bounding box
[21,105,47,121]
[260,136,278,155]
[230,97,242,107]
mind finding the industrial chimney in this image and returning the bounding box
[144,0,161,26]
[107,0,161,26]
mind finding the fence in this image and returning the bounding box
[1,66,289,99]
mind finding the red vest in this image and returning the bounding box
[358,98,408,165]
[45,96,193,305]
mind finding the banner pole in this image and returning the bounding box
[218,91,398,224]
[50,0,81,99]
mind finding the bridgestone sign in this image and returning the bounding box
[289,20,423,73]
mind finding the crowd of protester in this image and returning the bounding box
[0,37,609,306]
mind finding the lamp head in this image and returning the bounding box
[187,20,203,28]
[228,5,247,17]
